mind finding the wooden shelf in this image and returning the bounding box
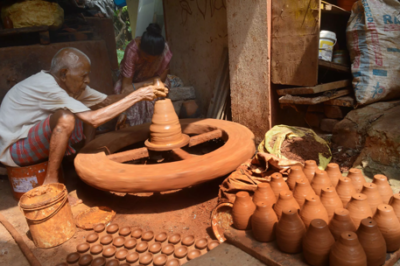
[319,60,351,73]
[279,89,350,105]
[0,26,49,37]
[324,96,355,107]
[276,79,351,96]
[321,1,351,16]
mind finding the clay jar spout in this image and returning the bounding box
[390,193,400,222]
[320,186,343,221]
[275,208,306,254]
[336,177,357,207]
[253,183,276,207]
[346,193,372,229]
[232,191,256,230]
[361,183,383,215]
[287,165,308,191]
[325,163,342,187]
[251,202,277,242]
[373,174,393,204]
[356,218,386,266]
[347,168,366,193]
[329,208,356,241]
[270,173,290,200]
[300,195,329,228]
[373,204,400,252]
[329,232,367,266]
[302,219,335,266]
[311,170,332,196]
[273,190,300,219]
[293,179,315,208]
[303,160,317,183]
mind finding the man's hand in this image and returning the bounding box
[137,85,168,101]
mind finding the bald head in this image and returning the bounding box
[49,47,91,74]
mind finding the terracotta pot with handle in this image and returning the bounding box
[270,173,290,199]
[347,168,366,193]
[325,163,342,187]
[232,191,256,230]
[336,177,357,207]
[361,183,383,215]
[300,195,329,228]
[356,218,386,266]
[293,178,315,208]
[373,204,400,252]
[303,160,317,183]
[320,186,343,221]
[329,231,367,266]
[372,174,393,204]
[275,208,306,254]
[287,165,308,191]
[346,193,373,229]
[311,170,332,196]
[273,190,300,219]
[253,183,276,207]
[251,202,277,242]
[329,208,356,241]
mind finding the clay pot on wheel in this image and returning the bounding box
[373,204,400,252]
[302,219,335,266]
[390,193,400,222]
[347,168,366,193]
[300,195,329,228]
[287,165,308,191]
[356,218,386,266]
[325,163,342,187]
[293,179,315,208]
[232,191,256,230]
[275,209,306,254]
[273,190,300,219]
[346,193,373,229]
[253,183,276,207]
[270,173,290,199]
[303,160,317,182]
[336,177,357,207]
[329,208,356,241]
[373,174,393,204]
[251,202,277,242]
[361,183,383,215]
[329,232,367,266]
[320,186,343,221]
[311,170,332,196]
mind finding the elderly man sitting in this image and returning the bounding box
[0,47,167,186]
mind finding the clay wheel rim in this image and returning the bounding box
[75,119,255,193]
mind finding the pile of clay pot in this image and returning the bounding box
[56,223,219,266]
[232,160,400,266]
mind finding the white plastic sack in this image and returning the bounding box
[347,0,400,106]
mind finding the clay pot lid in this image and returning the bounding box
[154,254,168,266]
[334,208,350,216]
[208,240,219,251]
[136,241,148,253]
[187,249,202,260]
[340,231,358,242]
[113,236,125,247]
[91,257,106,266]
[55,263,68,266]
[310,219,328,229]
[377,204,393,213]
[236,191,250,198]
[106,223,119,234]
[94,223,106,233]
[149,242,162,254]
[100,234,113,245]
[124,238,137,249]
[279,190,293,199]
[305,160,317,167]
[126,251,139,263]
[77,243,90,253]
[105,259,119,266]
[119,226,131,236]
[305,194,319,203]
[78,254,93,266]
[352,193,367,201]
[142,231,154,241]
[360,217,377,228]
[155,232,168,242]
[66,252,80,264]
[139,252,153,265]
[166,258,181,266]
[271,173,283,179]
[195,238,208,249]
[162,244,175,255]
[322,186,335,193]
[181,235,195,246]
[90,244,103,255]
[86,232,99,243]
[131,228,143,239]
[168,233,181,244]
[174,246,188,258]
[102,246,116,258]
[363,183,377,189]
[115,248,129,260]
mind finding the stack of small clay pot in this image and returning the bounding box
[232,160,400,266]
[56,223,219,266]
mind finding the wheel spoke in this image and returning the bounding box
[107,147,149,163]
[171,148,196,160]
[189,129,223,147]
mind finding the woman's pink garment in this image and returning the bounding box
[114,37,173,126]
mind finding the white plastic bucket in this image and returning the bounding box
[319,30,337,62]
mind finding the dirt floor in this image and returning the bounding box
[0,159,224,266]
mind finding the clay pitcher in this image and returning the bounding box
[275,209,306,254]
[373,204,400,252]
[336,177,357,207]
[329,208,356,241]
[361,183,383,215]
[300,195,329,228]
[346,193,373,229]
[253,183,276,207]
[311,170,332,196]
[251,202,277,242]
[303,160,317,183]
[232,191,256,230]
[325,163,342,187]
[270,173,290,199]
[356,218,386,266]
[390,193,400,222]
[329,231,367,266]
[372,174,393,204]
[347,168,366,193]
[320,186,343,221]
[302,219,335,266]
[273,190,300,219]
[287,165,308,191]
[293,179,315,208]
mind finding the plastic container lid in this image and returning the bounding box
[320,30,336,40]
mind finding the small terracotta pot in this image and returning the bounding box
[270,173,290,199]
[273,190,300,219]
[373,174,393,204]
[361,183,383,215]
[311,170,332,196]
[303,160,317,183]
[347,168,366,193]
[373,204,400,252]
[329,208,356,241]
[293,178,315,208]
[251,202,277,242]
[390,193,400,222]
[253,183,276,207]
[302,219,335,266]
[346,193,373,229]
[336,177,357,207]
[329,231,367,266]
[320,186,343,221]
[275,209,306,254]
[325,163,342,187]
[287,165,308,191]
[356,218,386,266]
[232,191,256,230]
[300,195,329,228]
